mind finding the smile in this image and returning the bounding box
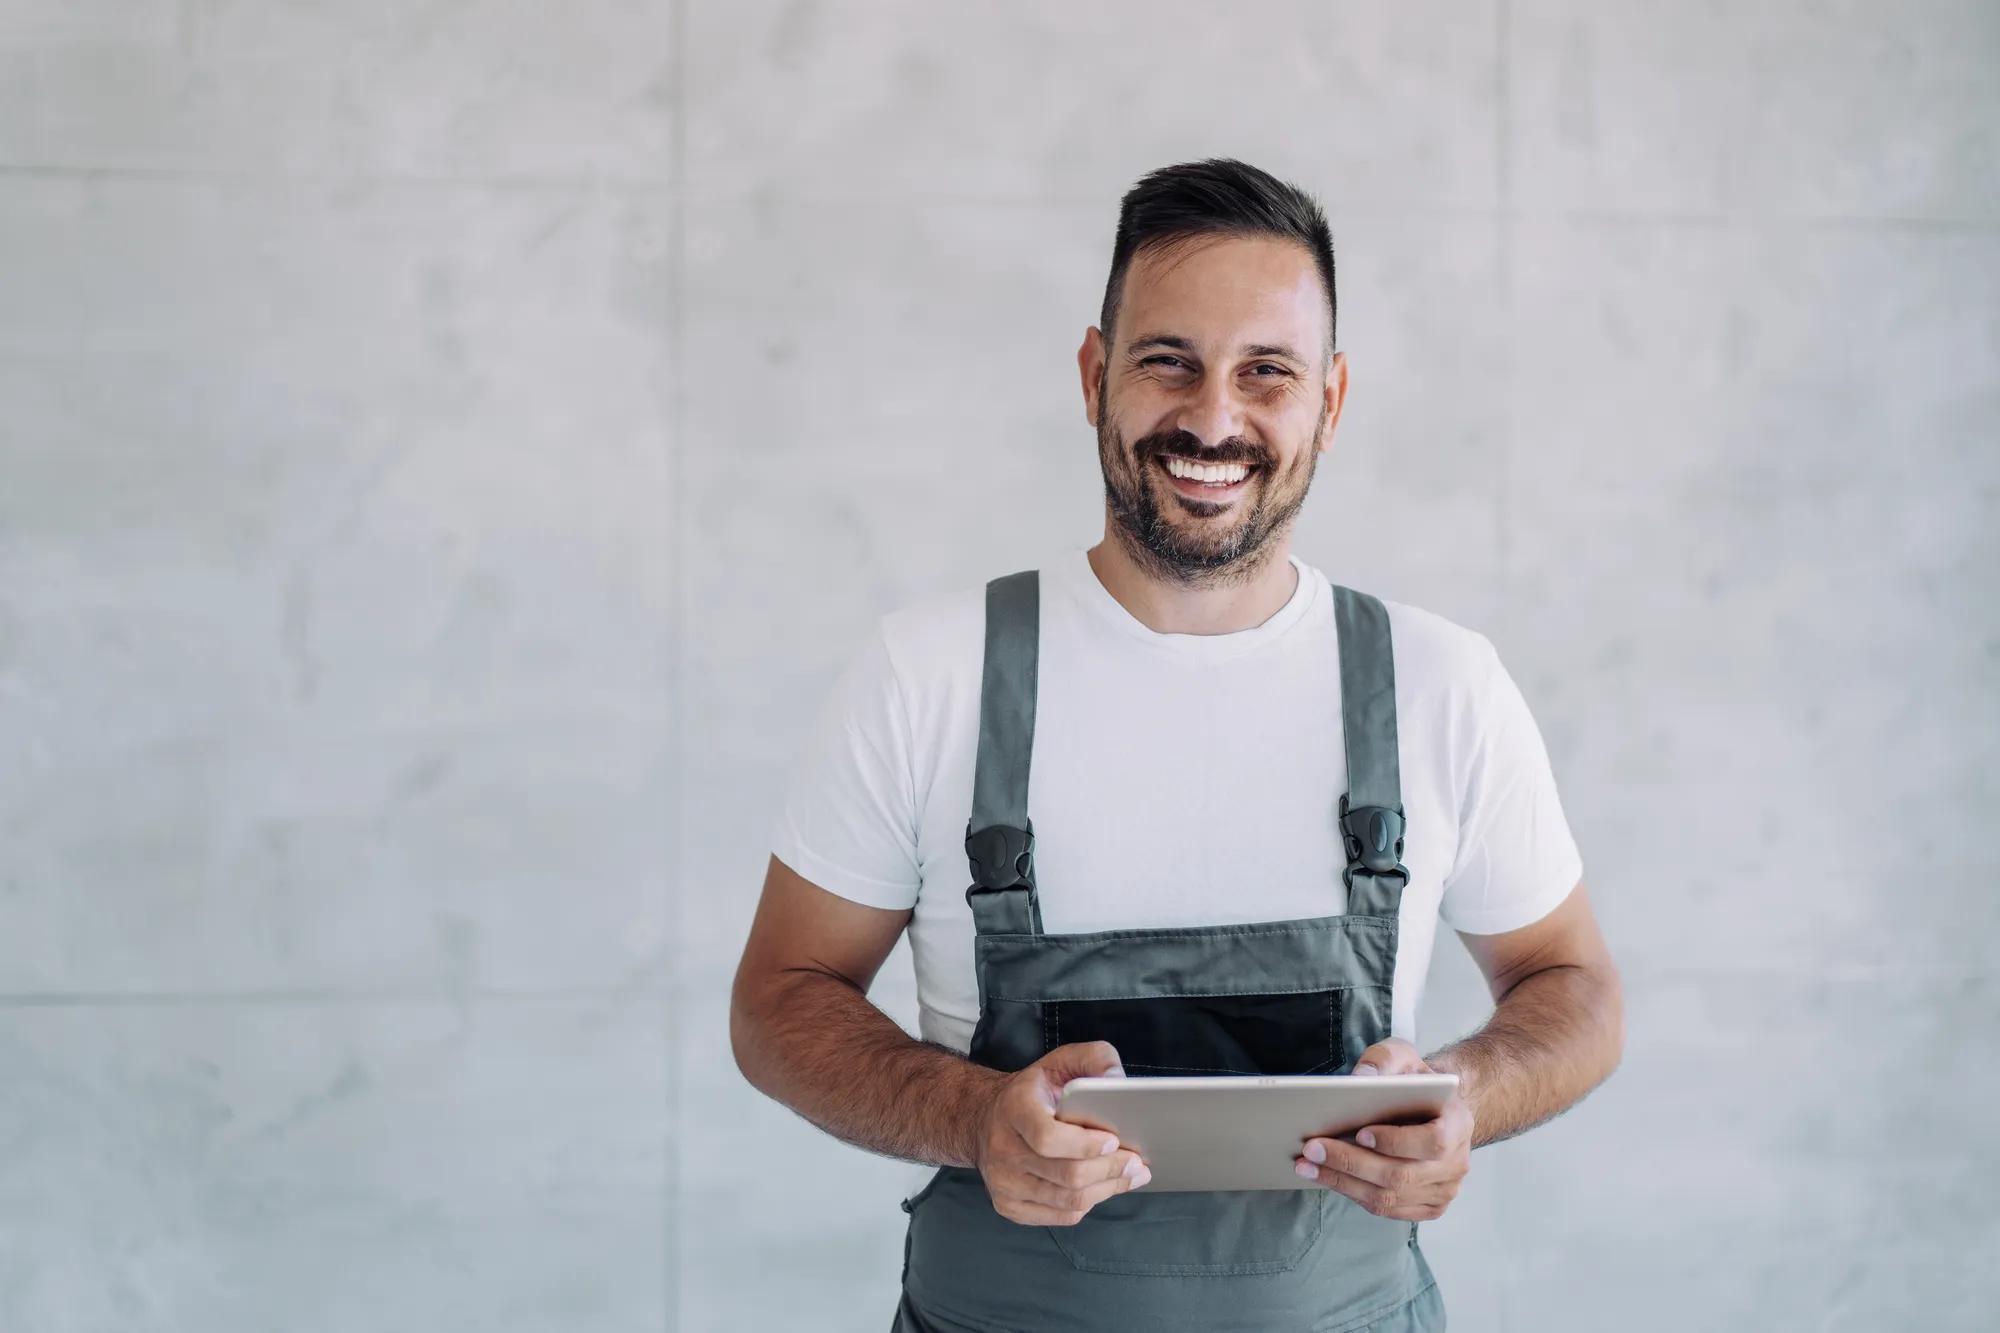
[1154,453,1259,498]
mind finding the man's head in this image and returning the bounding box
[1080,158,1346,587]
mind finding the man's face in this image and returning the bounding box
[1082,233,1344,584]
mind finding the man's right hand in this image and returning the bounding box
[971,1040,1152,1226]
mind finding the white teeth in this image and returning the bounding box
[1164,457,1251,484]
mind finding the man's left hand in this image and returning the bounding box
[1293,1038,1474,1222]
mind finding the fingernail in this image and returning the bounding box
[1354,1063,1380,1076]
[1304,1140,1326,1164]
[1295,1160,1318,1181]
[1358,1130,1376,1149]
[1099,1137,1119,1156]
[1105,1065,1127,1078]
[1127,1164,1151,1188]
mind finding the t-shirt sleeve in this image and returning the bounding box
[769,622,924,911]
[1437,637,1585,935]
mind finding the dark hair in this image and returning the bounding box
[1098,158,1337,362]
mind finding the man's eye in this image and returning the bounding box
[1248,364,1287,377]
[1143,355,1190,370]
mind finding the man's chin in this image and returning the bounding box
[1138,526,1260,573]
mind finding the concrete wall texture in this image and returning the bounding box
[1,2,1994,1330]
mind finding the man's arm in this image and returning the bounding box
[1425,877,1624,1148]
[730,854,1150,1224]
[1294,878,1621,1218]
[729,853,999,1167]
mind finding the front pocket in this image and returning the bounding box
[898,1165,948,1217]
[1047,1187,1324,1276]
[1047,989,1346,1076]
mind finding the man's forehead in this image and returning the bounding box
[1117,234,1328,357]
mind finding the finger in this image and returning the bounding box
[1020,1141,1147,1191]
[1024,1144,1152,1192]
[991,1193,1104,1228]
[1349,1116,1449,1160]
[1359,1093,1474,1157]
[995,1157,1149,1221]
[1300,1137,1441,1191]
[1015,1101,1123,1160]
[1294,1160,1438,1220]
[1349,1038,1428,1076]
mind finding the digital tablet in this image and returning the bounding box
[1054,1073,1459,1192]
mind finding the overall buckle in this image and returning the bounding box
[965,819,1036,890]
[1339,796,1406,875]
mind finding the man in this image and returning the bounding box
[731,158,1623,1331]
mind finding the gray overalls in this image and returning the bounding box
[894,569,1447,1332]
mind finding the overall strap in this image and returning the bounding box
[1332,585,1411,918]
[965,569,1042,936]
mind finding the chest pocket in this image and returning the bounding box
[1045,988,1349,1076]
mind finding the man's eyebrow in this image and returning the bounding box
[1241,342,1308,365]
[1124,333,1196,358]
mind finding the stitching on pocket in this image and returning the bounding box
[992,984,1375,1003]
[1047,1193,1324,1277]
[1124,1060,1279,1075]
[1315,1274,1441,1333]
[983,919,1398,947]
[989,983,1388,1003]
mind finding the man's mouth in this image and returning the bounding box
[1153,452,1260,500]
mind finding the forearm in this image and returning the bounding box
[1423,962,1624,1149]
[731,966,1005,1168]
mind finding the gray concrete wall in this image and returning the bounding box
[2,3,1994,1329]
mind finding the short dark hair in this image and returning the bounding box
[1098,158,1337,363]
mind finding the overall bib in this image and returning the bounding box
[893,570,1447,1333]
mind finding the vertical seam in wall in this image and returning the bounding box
[1504,13,1512,1328]
[1495,0,1515,661]
[665,0,687,1329]
[1492,18,1515,1333]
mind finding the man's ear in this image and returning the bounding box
[1318,351,1348,453]
[1078,326,1106,427]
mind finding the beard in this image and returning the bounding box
[1096,383,1325,588]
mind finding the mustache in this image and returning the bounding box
[1133,429,1268,468]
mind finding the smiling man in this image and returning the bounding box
[731,158,1624,1331]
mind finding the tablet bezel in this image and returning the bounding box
[1054,1073,1461,1192]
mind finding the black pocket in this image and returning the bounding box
[1046,989,1346,1076]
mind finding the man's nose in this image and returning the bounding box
[1174,375,1245,451]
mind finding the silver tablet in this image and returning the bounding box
[1054,1073,1460,1192]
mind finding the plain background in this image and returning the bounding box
[2,2,1996,1330]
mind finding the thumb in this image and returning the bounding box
[1034,1040,1126,1092]
[1351,1039,1429,1076]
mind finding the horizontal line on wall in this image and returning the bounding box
[0,163,1993,234]
[1618,964,1996,986]
[0,983,671,1008]
[0,161,673,192]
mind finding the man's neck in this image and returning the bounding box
[1085,530,1301,637]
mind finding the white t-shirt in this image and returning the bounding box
[771,545,1584,1053]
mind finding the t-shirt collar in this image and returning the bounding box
[1052,544,1318,660]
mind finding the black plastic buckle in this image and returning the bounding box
[1339,795,1406,875]
[965,819,1036,890]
